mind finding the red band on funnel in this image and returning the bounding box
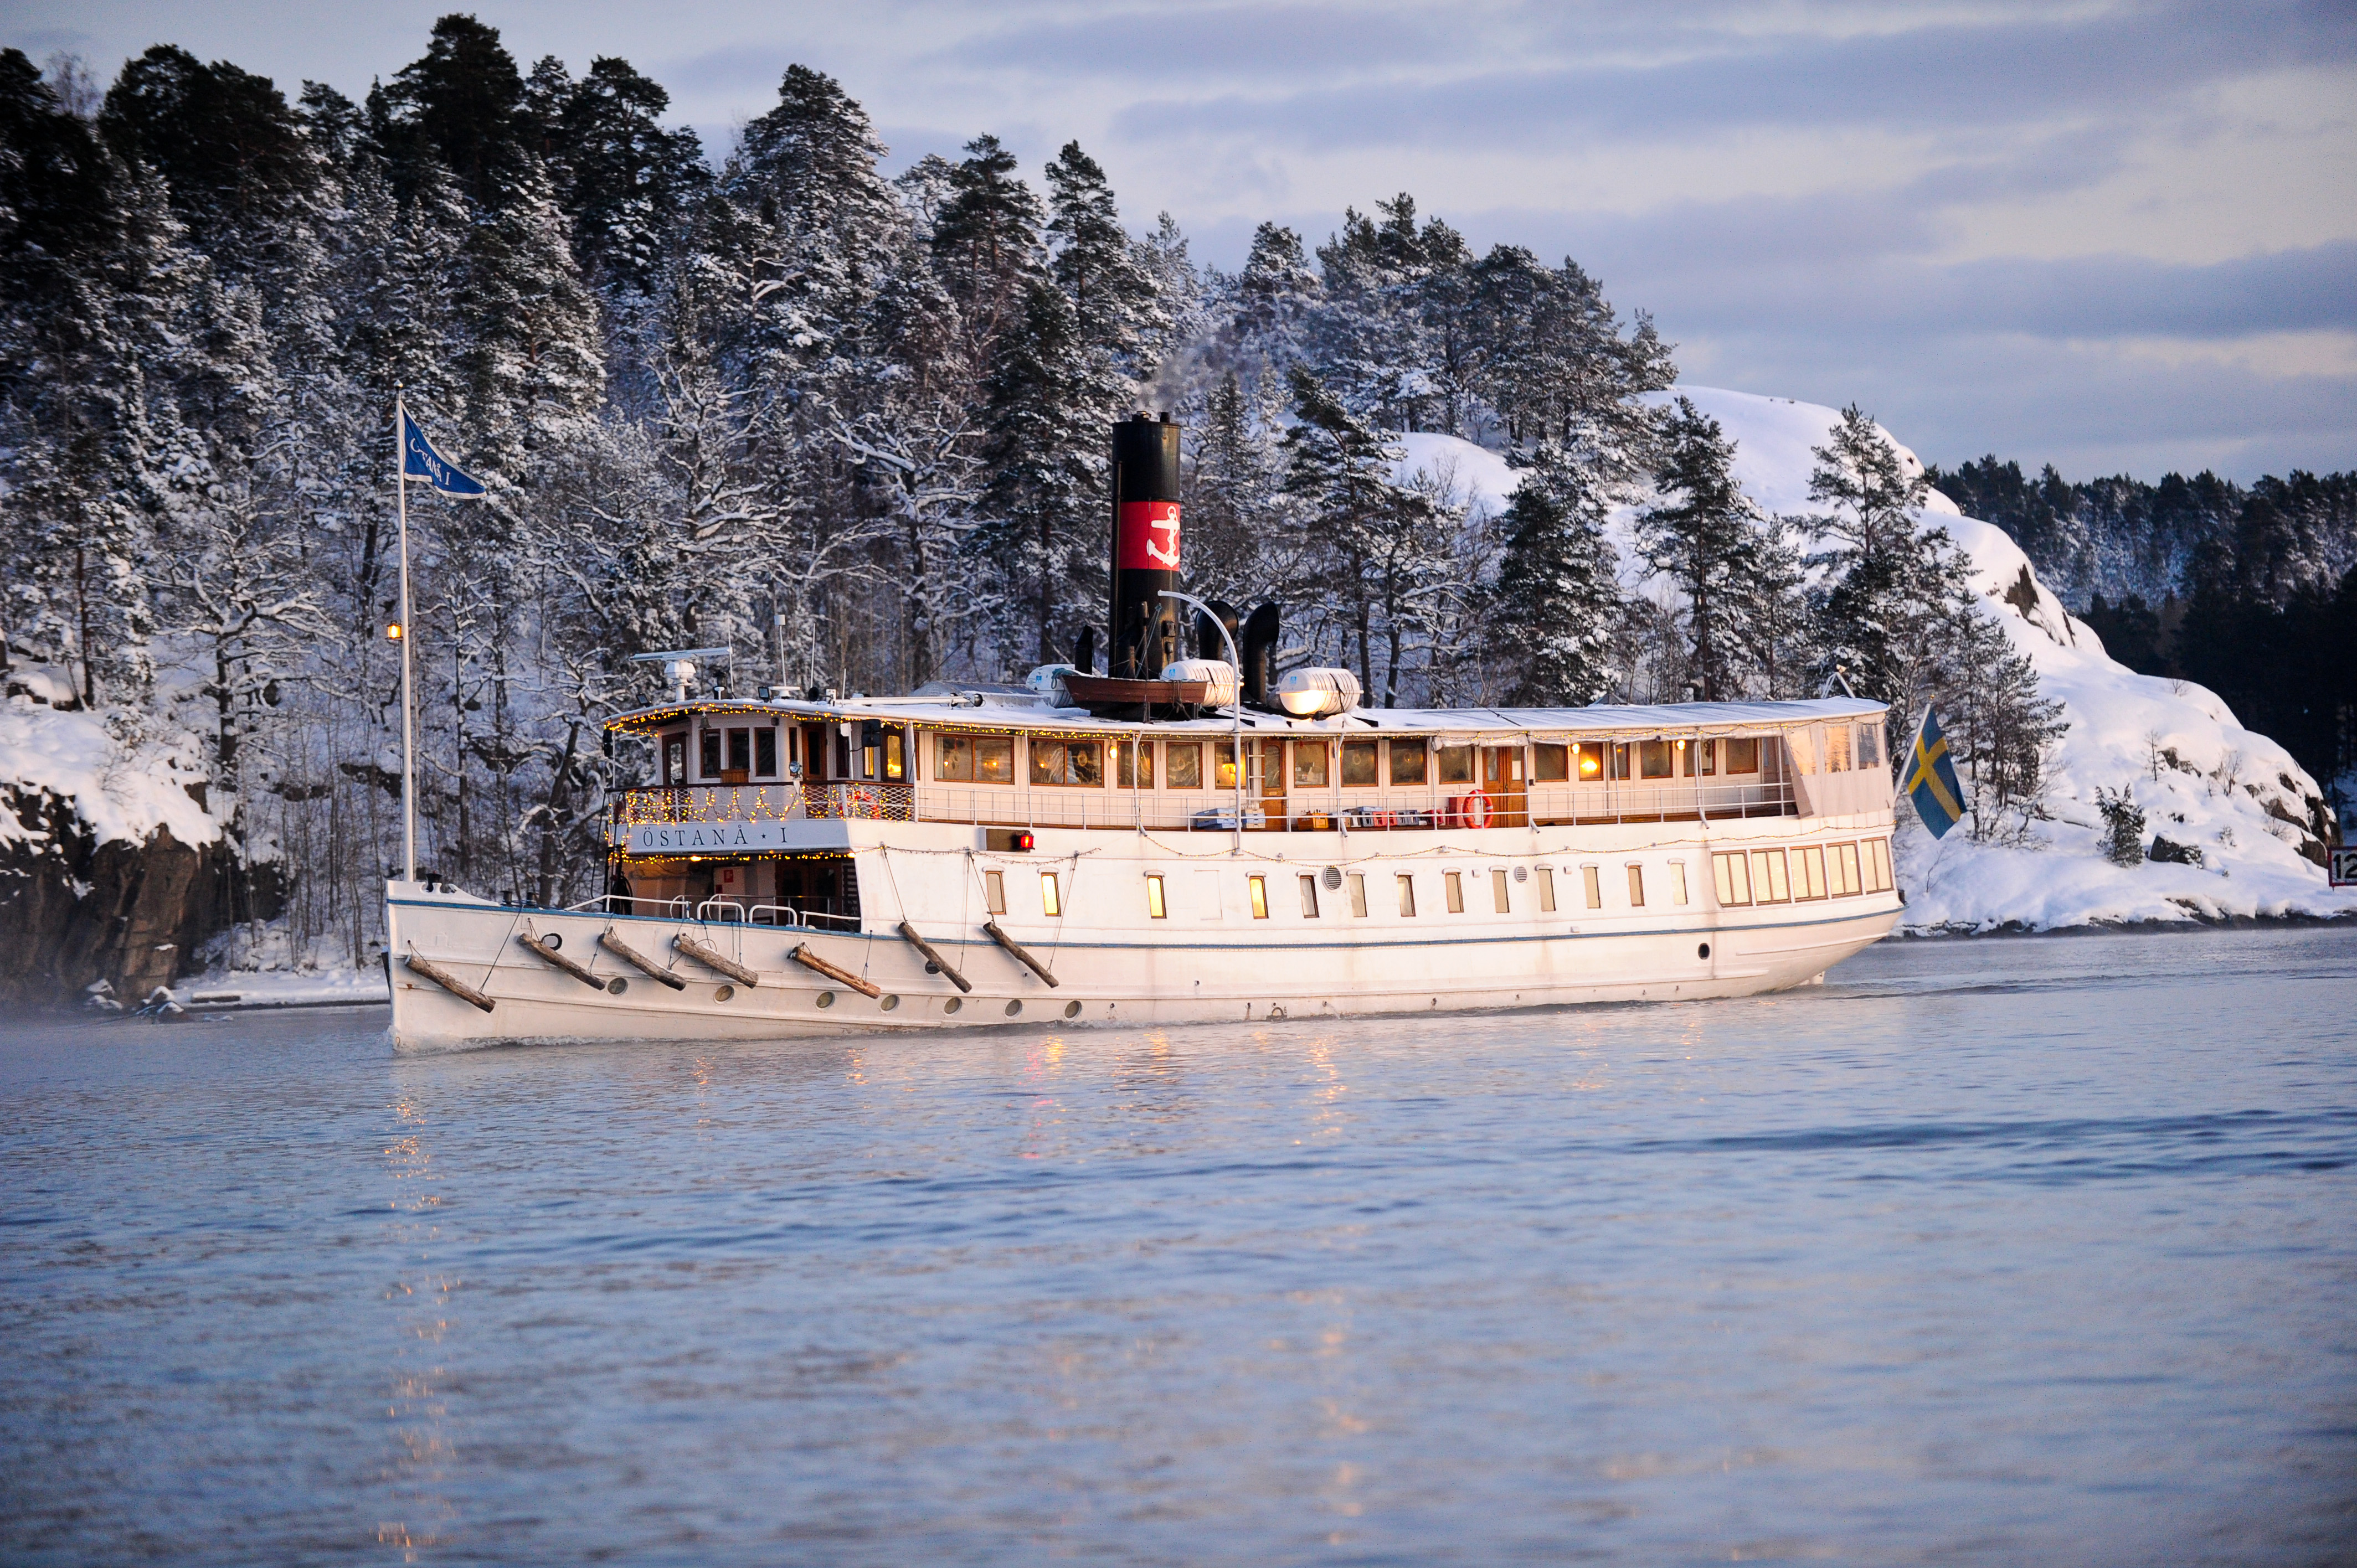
[1116,500,1181,571]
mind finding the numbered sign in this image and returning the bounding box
[2332,846,2357,888]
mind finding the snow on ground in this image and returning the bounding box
[167,919,388,1010]
[0,692,221,850]
[1396,388,2356,933]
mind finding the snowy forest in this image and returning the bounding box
[1926,457,2357,798]
[4,18,2075,967]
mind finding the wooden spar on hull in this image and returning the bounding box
[983,920,1059,987]
[789,942,882,999]
[598,929,686,989]
[896,922,972,993]
[675,932,759,986]
[403,951,496,1012]
[518,928,606,990]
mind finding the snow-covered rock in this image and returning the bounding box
[1394,388,2356,933]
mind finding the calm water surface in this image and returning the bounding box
[3,927,2354,1565]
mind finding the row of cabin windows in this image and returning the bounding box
[975,842,1893,924]
[1711,839,1892,905]
[935,734,1800,790]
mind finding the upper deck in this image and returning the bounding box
[603,688,1894,849]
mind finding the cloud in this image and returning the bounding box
[1108,2,2357,150]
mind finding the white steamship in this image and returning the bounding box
[384,416,1902,1049]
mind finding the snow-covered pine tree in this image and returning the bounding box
[1044,141,1159,383]
[546,55,707,300]
[977,277,1102,669]
[1937,601,2068,843]
[931,134,1043,353]
[1802,403,1971,753]
[1282,364,1449,703]
[1487,441,1624,705]
[1635,398,1772,701]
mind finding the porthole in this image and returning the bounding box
[544,931,563,950]
[815,991,835,1008]
[943,997,962,1015]
[606,976,627,996]
[714,984,736,1002]
[879,994,900,1012]
[1512,865,1528,883]
[1697,943,1711,960]
[1062,1000,1081,1019]
[1004,1000,1023,1017]
[1321,865,1343,891]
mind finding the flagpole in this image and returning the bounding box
[395,390,417,883]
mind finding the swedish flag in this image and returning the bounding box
[1905,705,1967,839]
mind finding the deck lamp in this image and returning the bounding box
[385,622,403,641]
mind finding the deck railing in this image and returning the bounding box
[607,776,1799,840]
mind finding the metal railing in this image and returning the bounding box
[567,890,860,930]
[605,774,1804,840]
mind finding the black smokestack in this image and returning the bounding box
[1240,602,1280,706]
[1109,412,1182,679]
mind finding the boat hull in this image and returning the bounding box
[384,820,1901,1048]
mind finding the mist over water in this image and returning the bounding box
[3,927,2353,1564]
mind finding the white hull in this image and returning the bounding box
[385,812,1901,1049]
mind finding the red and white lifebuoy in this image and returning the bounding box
[1455,789,1493,829]
[850,787,881,818]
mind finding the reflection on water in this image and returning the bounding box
[2,926,2353,1564]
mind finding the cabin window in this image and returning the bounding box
[1582,865,1602,909]
[1165,742,1202,789]
[935,734,1015,783]
[1639,739,1673,779]
[1864,838,1894,893]
[663,733,686,785]
[1793,846,1828,900]
[1115,739,1155,788]
[1669,862,1689,905]
[1039,871,1062,917]
[1697,739,1716,776]
[1627,864,1646,906]
[1789,729,1818,775]
[1030,737,1103,786]
[700,729,723,778]
[1833,842,1862,896]
[1751,848,1791,903]
[1536,866,1557,912]
[1825,725,1851,772]
[1445,871,1465,913]
[1712,852,1751,906]
[1388,739,1428,785]
[1214,742,1242,791]
[1610,742,1632,781]
[883,730,905,780]
[1856,725,1883,770]
[1145,874,1167,919]
[1725,737,1760,774]
[1532,743,1569,782]
[1438,745,1473,785]
[1349,873,1368,917]
[1248,875,1269,919]
[1396,874,1417,917]
[1491,868,1511,912]
[984,869,1007,915]
[1679,738,1701,777]
[1574,743,1604,782]
[1292,742,1329,788]
[1341,740,1380,786]
[755,727,779,777]
[726,728,753,775]
[1299,874,1320,917]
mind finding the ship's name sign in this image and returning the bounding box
[631,821,791,853]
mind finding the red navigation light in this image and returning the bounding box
[1013,831,1035,852]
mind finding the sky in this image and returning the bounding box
[8,0,2354,482]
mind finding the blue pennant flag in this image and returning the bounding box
[1905,705,1967,839]
[402,410,487,498]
